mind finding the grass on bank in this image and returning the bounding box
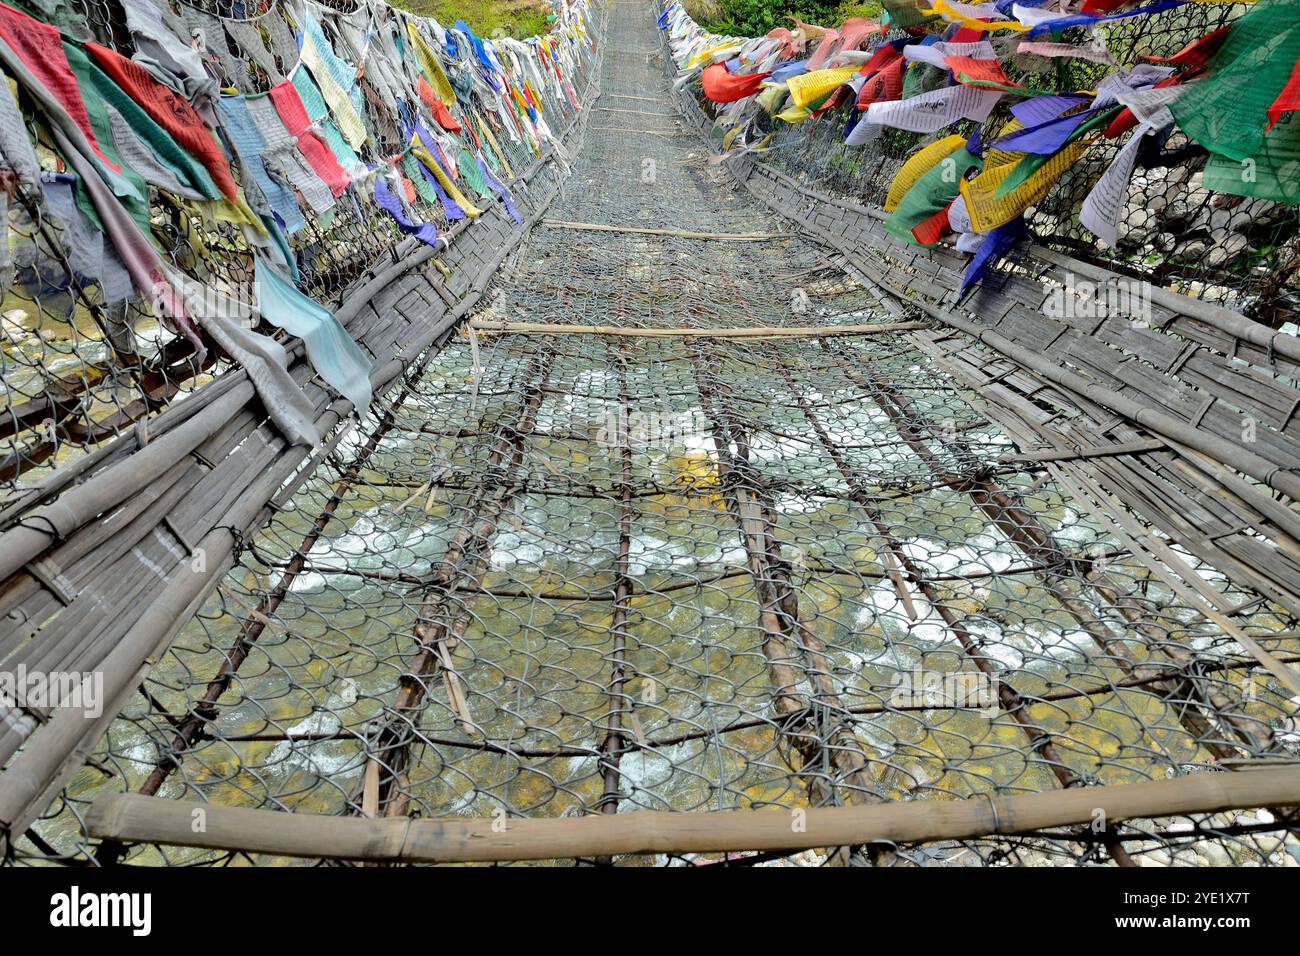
[396,0,554,39]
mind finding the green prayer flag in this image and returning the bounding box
[457,147,491,199]
[1170,0,1300,163]
[885,148,983,246]
[882,0,939,30]
[402,154,439,205]
[1204,118,1300,203]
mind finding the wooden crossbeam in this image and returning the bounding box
[593,106,677,119]
[467,319,931,338]
[541,218,789,240]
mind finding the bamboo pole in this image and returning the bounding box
[86,766,1300,864]
[592,106,677,119]
[467,319,930,338]
[586,127,680,138]
[1002,440,1167,463]
[542,219,789,240]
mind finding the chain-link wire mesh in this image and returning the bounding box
[5,0,1298,868]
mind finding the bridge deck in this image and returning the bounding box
[2,1,1298,867]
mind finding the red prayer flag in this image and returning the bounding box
[0,4,117,172]
[437,143,458,180]
[464,117,481,148]
[701,62,770,103]
[911,203,951,247]
[1267,58,1300,131]
[807,28,843,72]
[85,41,237,199]
[856,44,901,76]
[857,57,905,110]
[1104,108,1138,139]
[268,80,350,197]
[1145,26,1231,72]
[417,76,440,111]
[808,18,884,71]
[765,28,803,59]
[946,56,1017,90]
[812,83,855,117]
[1081,0,1128,13]
[418,77,463,134]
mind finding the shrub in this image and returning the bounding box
[689,0,883,37]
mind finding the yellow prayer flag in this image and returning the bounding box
[413,143,483,218]
[785,67,858,109]
[687,42,741,69]
[408,22,457,107]
[960,140,1086,233]
[755,85,786,114]
[976,119,1027,175]
[923,0,1030,32]
[776,105,812,124]
[886,135,966,212]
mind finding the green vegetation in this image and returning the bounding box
[686,0,882,36]
[395,0,553,40]
[391,0,886,47]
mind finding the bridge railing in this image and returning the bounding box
[1,0,596,497]
[663,1,1299,325]
[0,0,605,851]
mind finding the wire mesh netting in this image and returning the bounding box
[4,0,1298,867]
